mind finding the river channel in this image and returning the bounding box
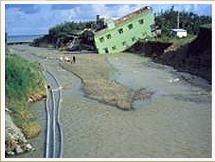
[10,45,211,158]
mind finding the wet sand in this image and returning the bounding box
[10,45,211,158]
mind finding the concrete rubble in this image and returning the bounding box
[5,111,35,156]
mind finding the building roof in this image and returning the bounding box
[171,29,187,32]
[95,6,153,36]
[114,6,152,25]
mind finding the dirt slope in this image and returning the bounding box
[156,27,212,82]
[129,27,212,83]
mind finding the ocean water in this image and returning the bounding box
[7,34,44,43]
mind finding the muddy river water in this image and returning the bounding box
[10,45,211,158]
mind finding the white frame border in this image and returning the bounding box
[1,1,214,161]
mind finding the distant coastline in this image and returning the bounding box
[7,34,45,43]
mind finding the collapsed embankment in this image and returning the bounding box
[5,52,46,156]
[129,27,212,83]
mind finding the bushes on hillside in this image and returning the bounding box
[6,54,44,102]
[6,54,46,138]
[32,21,97,47]
[155,6,212,36]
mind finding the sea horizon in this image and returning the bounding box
[7,34,46,43]
[8,33,46,37]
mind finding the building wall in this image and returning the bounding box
[94,10,154,54]
[176,31,187,38]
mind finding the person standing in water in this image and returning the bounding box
[73,56,76,63]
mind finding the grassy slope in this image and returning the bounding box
[153,35,196,45]
[6,53,46,139]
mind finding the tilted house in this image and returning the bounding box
[94,6,155,54]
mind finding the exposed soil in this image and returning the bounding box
[60,55,154,110]
[5,50,47,156]
[129,40,172,57]
[129,27,212,83]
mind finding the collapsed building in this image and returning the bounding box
[66,6,155,54]
[94,6,155,54]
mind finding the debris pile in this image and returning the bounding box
[5,111,35,156]
[56,29,96,52]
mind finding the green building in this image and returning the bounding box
[94,6,155,54]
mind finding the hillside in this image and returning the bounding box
[5,52,46,156]
[155,27,212,82]
[129,27,212,83]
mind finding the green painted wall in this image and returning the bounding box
[94,10,154,54]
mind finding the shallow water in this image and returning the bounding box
[10,45,211,158]
[107,53,211,108]
[12,100,46,158]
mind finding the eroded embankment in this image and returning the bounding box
[129,27,211,83]
[60,55,154,110]
[8,44,211,158]
[5,52,46,156]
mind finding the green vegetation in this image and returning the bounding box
[32,21,96,47]
[200,23,212,29]
[155,6,212,36]
[48,21,96,39]
[6,53,46,138]
[6,54,44,103]
[152,34,196,46]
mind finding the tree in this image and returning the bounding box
[155,7,212,36]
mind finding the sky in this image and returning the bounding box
[5,4,212,36]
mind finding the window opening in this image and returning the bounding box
[122,41,127,46]
[118,28,123,34]
[106,34,111,39]
[99,37,104,43]
[112,46,116,50]
[128,24,133,30]
[139,19,144,24]
[104,48,109,53]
